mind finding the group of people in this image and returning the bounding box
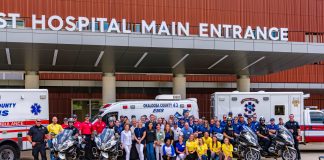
[26,111,301,160]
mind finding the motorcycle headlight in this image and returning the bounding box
[58,140,74,151]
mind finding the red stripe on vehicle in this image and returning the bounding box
[0,137,28,141]
[300,125,324,131]
[0,129,29,133]
[305,136,324,142]
[0,120,49,126]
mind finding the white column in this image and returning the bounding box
[102,73,116,104]
[25,71,39,89]
[173,74,186,99]
[237,75,250,92]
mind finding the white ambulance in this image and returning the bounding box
[0,89,49,159]
[211,91,324,143]
[93,94,199,123]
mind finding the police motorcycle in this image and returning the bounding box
[235,126,261,160]
[261,125,297,160]
[52,129,80,160]
[92,128,123,160]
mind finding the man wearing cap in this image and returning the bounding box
[267,118,279,134]
[246,117,257,132]
[228,111,233,119]
[220,114,227,129]
[61,118,69,129]
[183,110,190,123]
[72,114,82,130]
[27,119,49,160]
[92,115,106,134]
[171,122,183,147]
[80,114,93,159]
[251,114,259,131]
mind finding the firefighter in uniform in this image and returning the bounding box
[27,119,49,160]
[285,114,301,160]
[80,114,93,160]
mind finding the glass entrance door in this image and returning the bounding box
[72,99,102,118]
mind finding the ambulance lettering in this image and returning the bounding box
[153,109,164,113]
[0,103,16,116]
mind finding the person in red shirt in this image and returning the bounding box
[61,118,68,129]
[80,114,93,159]
[92,115,106,134]
[73,114,82,130]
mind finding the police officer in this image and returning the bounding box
[65,118,79,137]
[27,119,49,160]
[285,114,301,160]
[223,118,237,145]
[256,117,271,154]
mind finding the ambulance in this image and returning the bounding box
[211,91,324,143]
[0,89,49,159]
[93,94,199,123]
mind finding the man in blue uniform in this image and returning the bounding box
[267,118,279,134]
[247,117,257,132]
[285,114,301,160]
[251,114,259,130]
[27,119,49,160]
[220,114,227,128]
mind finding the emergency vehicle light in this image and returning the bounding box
[103,104,111,108]
[123,105,128,109]
[187,104,192,108]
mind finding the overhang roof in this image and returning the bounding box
[1,29,324,75]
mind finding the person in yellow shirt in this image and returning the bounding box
[197,138,208,160]
[222,138,233,160]
[210,135,222,160]
[47,116,63,160]
[202,132,212,159]
[186,134,198,160]
[47,116,63,135]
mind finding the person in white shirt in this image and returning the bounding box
[155,123,165,160]
[121,124,132,160]
[171,122,183,146]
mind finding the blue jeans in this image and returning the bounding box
[211,154,220,160]
[201,155,208,160]
[47,140,58,160]
[146,142,156,160]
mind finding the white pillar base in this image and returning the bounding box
[237,75,250,92]
[102,73,116,104]
[173,74,186,99]
[25,71,39,89]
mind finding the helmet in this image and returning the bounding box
[108,117,115,122]
[259,116,265,122]
[68,118,74,123]
[226,117,232,122]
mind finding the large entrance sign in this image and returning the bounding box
[0,12,288,41]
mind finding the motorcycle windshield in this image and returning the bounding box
[242,125,258,140]
[56,129,73,144]
[278,125,294,143]
[99,128,114,143]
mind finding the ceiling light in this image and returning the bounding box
[208,55,228,69]
[5,48,11,65]
[134,52,148,68]
[94,51,104,67]
[52,49,58,66]
[241,56,265,70]
[172,54,189,69]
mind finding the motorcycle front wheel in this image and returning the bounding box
[282,148,297,160]
[244,149,261,160]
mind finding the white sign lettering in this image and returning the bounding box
[0,12,289,41]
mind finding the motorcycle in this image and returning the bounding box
[235,126,261,160]
[93,128,123,160]
[261,125,297,160]
[52,129,79,160]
